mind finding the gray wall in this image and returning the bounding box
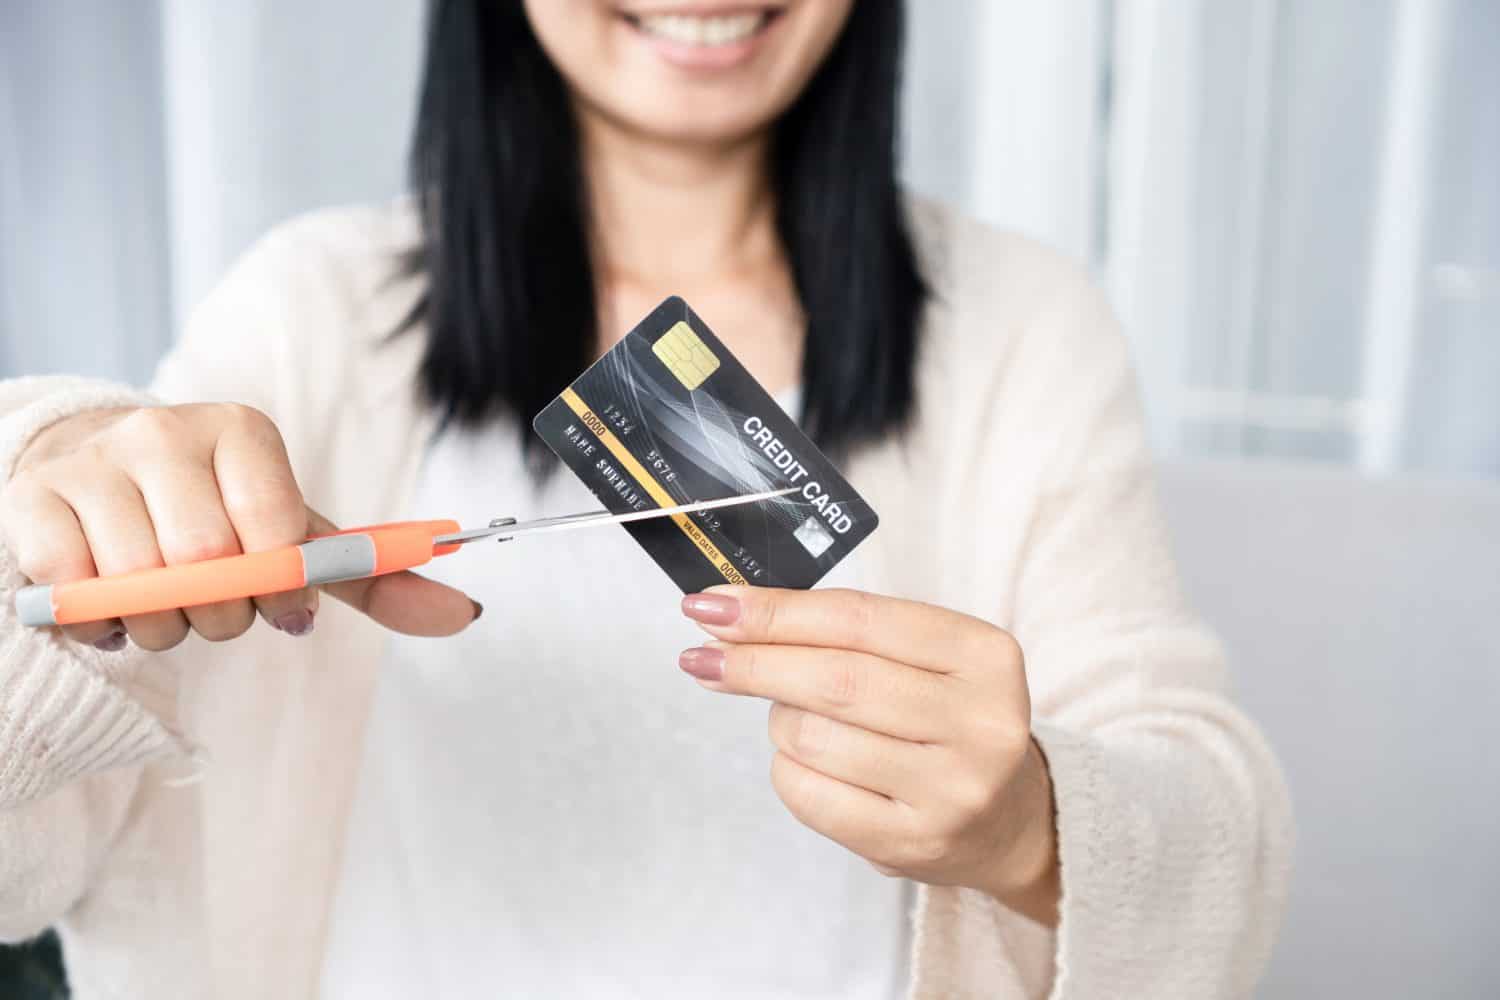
[1160,460,1500,997]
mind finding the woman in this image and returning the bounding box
[0,1,1291,996]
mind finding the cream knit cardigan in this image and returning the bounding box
[0,199,1292,998]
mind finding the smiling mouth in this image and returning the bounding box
[622,8,781,47]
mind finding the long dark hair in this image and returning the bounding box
[407,2,926,470]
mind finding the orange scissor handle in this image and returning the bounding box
[15,520,461,628]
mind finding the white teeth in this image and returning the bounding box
[637,11,767,46]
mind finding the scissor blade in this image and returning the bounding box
[434,486,798,546]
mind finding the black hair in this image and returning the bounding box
[407,1,926,471]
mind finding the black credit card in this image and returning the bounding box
[532,297,878,593]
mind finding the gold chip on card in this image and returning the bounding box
[652,321,720,390]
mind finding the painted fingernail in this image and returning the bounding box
[681,593,740,626]
[471,600,484,621]
[679,646,725,682]
[273,609,315,637]
[93,630,128,652]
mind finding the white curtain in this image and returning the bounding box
[156,0,424,330]
[3,0,1496,478]
[1101,0,1500,478]
[0,1,174,383]
[0,0,421,383]
[901,0,1500,480]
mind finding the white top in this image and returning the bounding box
[320,391,912,998]
[0,199,1292,998]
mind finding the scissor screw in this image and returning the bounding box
[488,517,517,543]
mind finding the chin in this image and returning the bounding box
[631,104,777,147]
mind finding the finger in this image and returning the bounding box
[767,703,932,803]
[770,751,910,868]
[133,455,255,642]
[1,482,124,647]
[684,586,1015,676]
[53,470,188,651]
[209,407,316,630]
[684,641,954,742]
[306,510,481,637]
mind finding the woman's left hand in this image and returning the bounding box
[678,585,1060,925]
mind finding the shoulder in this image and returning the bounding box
[904,192,1115,355]
[906,192,1085,286]
[250,199,420,266]
[212,199,423,338]
[153,199,426,421]
[899,194,1145,475]
[904,193,1130,397]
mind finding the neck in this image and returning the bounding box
[580,110,781,286]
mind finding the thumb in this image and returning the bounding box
[325,571,483,637]
[307,509,483,637]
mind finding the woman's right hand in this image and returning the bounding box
[0,403,481,651]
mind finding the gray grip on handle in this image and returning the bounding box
[298,535,378,586]
[15,585,58,627]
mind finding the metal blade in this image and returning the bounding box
[433,486,799,547]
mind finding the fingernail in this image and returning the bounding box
[679,646,725,682]
[681,593,740,626]
[471,600,484,621]
[93,630,128,652]
[273,609,315,637]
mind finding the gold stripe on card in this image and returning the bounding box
[559,387,746,585]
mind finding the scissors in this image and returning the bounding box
[14,487,796,628]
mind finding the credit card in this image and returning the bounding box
[532,296,879,592]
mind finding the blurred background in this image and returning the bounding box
[1,0,1497,997]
